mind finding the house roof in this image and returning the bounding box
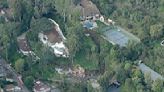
[80,0,100,17]
[44,28,62,44]
[17,33,31,52]
[5,84,15,91]
[34,81,50,92]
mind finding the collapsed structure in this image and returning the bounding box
[38,19,69,57]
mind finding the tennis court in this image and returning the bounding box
[102,26,140,47]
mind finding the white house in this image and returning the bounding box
[38,19,69,57]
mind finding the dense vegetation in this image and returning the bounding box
[0,0,164,92]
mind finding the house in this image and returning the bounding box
[33,81,51,92]
[77,0,102,30]
[79,0,101,20]
[5,84,21,92]
[17,33,32,56]
[39,19,69,57]
[17,33,40,60]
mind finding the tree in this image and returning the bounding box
[0,0,8,8]
[150,24,163,39]
[152,79,164,92]
[15,58,25,73]
[24,76,34,89]
[29,18,53,41]
[121,78,136,92]
[54,0,73,22]
[124,62,132,75]
[33,0,56,18]
[144,72,152,90]
[66,21,82,65]
[98,71,114,92]
[0,24,10,61]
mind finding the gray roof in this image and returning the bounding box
[80,0,100,17]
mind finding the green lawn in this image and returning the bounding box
[95,20,109,33]
[74,37,98,70]
[74,50,98,70]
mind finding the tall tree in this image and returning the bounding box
[66,20,82,65]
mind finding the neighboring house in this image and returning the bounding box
[138,61,164,81]
[5,84,21,92]
[33,81,51,92]
[77,0,102,30]
[17,33,40,60]
[17,33,32,56]
[79,0,101,20]
[39,19,69,57]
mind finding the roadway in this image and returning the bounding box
[0,56,30,92]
